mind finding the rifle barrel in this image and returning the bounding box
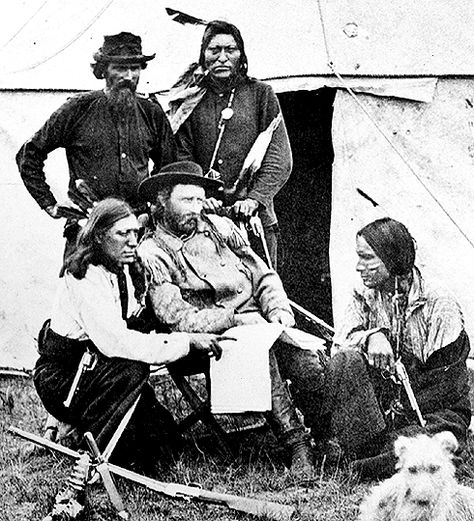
[8,426,79,459]
[289,300,334,337]
[9,426,295,521]
[394,362,426,427]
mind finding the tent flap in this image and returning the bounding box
[271,77,437,103]
[330,78,474,341]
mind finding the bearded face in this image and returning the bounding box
[104,62,141,115]
[159,184,206,237]
[165,207,199,236]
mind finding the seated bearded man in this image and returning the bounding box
[317,217,471,479]
[137,161,326,478]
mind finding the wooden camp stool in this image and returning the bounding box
[166,367,234,458]
[151,364,234,458]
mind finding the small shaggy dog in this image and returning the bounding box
[358,431,474,521]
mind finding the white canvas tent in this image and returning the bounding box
[1,0,474,372]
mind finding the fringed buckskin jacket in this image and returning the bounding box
[137,214,294,333]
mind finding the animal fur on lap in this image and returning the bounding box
[358,431,474,521]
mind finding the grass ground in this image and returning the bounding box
[1,375,473,521]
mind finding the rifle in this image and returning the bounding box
[204,208,334,341]
[392,277,426,427]
[288,300,334,342]
[8,426,295,521]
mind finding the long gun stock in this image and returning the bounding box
[392,277,426,428]
[8,426,295,521]
[394,360,426,427]
[109,467,295,521]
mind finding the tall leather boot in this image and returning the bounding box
[283,430,314,480]
[264,350,314,479]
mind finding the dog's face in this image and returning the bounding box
[394,431,458,510]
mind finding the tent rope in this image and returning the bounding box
[0,0,51,53]
[316,0,474,251]
[8,0,117,74]
[316,0,332,66]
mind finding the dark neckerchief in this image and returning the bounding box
[116,269,129,321]
[102,258,129,321]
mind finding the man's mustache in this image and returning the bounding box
[181,214,199,223]
[115,79,136,92]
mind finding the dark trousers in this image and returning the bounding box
[34,329,182,467]
[273,342,327,434]
[319,344,471,478]
[168,346,320,446]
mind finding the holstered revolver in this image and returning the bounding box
[63,350,97,408]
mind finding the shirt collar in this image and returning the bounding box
[406,267,427,315]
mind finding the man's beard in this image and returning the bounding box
[106,81,137,118]
[164,208,199,236]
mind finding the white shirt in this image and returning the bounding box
[50,264,189,365]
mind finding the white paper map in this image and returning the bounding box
[210,324,326,413]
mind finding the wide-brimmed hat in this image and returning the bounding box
[93,32,155,64]
[138,161,223,202]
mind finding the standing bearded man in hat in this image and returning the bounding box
[17,32,176,257]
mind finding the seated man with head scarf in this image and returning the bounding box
[317,217,471,478]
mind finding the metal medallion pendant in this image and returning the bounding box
[221,107,234,120]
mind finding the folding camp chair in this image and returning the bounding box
[165,366,234,458]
